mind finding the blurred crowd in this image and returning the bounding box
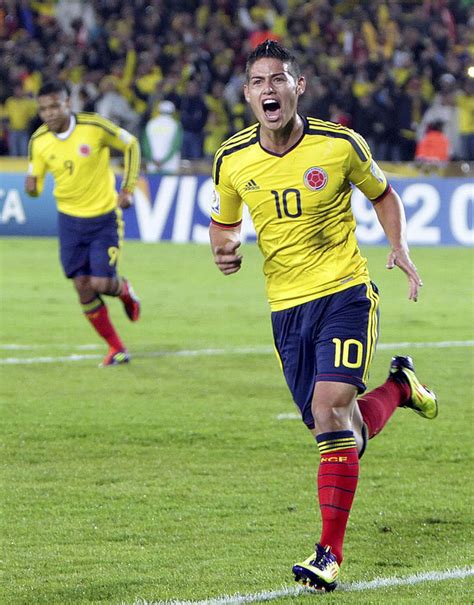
[1,0,473,167]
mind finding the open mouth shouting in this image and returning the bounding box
[262,98,282,122]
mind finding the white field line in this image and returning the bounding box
[0,343,101,350]
[126,566,474,605]
[276,413,301,420]
[0,340,473,365]
[0,346,271,365]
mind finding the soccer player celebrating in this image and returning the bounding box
[25,81,141,367]
[209,41,438,591]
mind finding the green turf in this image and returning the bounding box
[1,238,473,604]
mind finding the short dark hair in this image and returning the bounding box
[38,80,70,97]
[245,40,301,81]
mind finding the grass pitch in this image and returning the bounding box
[1,238,473,604]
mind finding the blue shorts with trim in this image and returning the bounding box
[271,282,380,429]
[58,209,123,279]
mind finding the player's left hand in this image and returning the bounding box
[214,241,243,275]
[118,190,133,209]
[25,176,38,197]
[386,247,423,302]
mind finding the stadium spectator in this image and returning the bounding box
[351,93,387,157]
[179,78,209,161]
[95,77,140,135]
[415,120,450,164]
[203,109,228,160]
[370,71,400,160]
[3,83,36,156]
[418,90,460,159]
[25,81,141,367]
[457,78,474,161]
[395,77,428,161]
[132,51,164,116]
[55,0,96,38]
[210,40,438,593]
[162,71,184,111]
[248,20,281,49]
[298,73,331,121]
[142,100,182,173]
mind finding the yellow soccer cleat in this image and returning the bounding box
[390,356,438,419]
[292,544,339,592]
[99,348,130,367]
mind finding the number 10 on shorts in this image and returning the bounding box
[332,338,363,368]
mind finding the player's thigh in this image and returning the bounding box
[272,301,324,429]
[89,210,123,278]
[58,212,90,278]
[315,282,380,393]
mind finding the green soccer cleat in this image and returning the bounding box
[292,544,339,592]
[389,356,438,419]
[99,348,130,367]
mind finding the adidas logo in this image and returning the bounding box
[244,179,260,191]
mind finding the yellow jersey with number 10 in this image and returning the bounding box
[211,117,390,311]
[28,112,140,218]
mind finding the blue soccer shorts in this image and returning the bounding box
[271,282,380,429]
[58,209,124,279]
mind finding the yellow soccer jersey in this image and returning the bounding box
[28,112,140,217]
[211,117,390,311]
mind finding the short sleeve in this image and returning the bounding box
[97,116,140,192]
[27,137,47,194]
[210,154,243,227]
[347,134,389,202]
[28,137,46,178]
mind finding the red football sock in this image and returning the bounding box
[316,431,359,565]
[357,378,410,439]
[82,296,125,351]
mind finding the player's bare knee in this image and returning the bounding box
[73,276,94,299]
[311,382,358,432]
[90,276,114,294]
[312,404,351,432]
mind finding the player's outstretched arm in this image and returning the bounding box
[102,119,140,207]
[373,189,423,302]
[117,132,140,208]
[209,223,243,275]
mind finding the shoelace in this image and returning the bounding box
[311,547,334,570]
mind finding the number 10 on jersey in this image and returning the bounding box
[332,338,363,368]
[271,189,302,219]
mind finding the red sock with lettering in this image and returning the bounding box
[316,430,359,565]
[82,296,125,351]
[357,378,410,439]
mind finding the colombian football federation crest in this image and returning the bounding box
[304,167,328,191]
[78,144,91,157]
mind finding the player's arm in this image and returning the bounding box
[210,222,243,275]
[101,118,141,208]
[25,175,39,196]
[348,138,422,301]
[24,138,46,197]
[209,156,244,275]
[372,189,423,302]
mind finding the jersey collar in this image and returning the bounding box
[54,114,77,140]
[257,114,307,158]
